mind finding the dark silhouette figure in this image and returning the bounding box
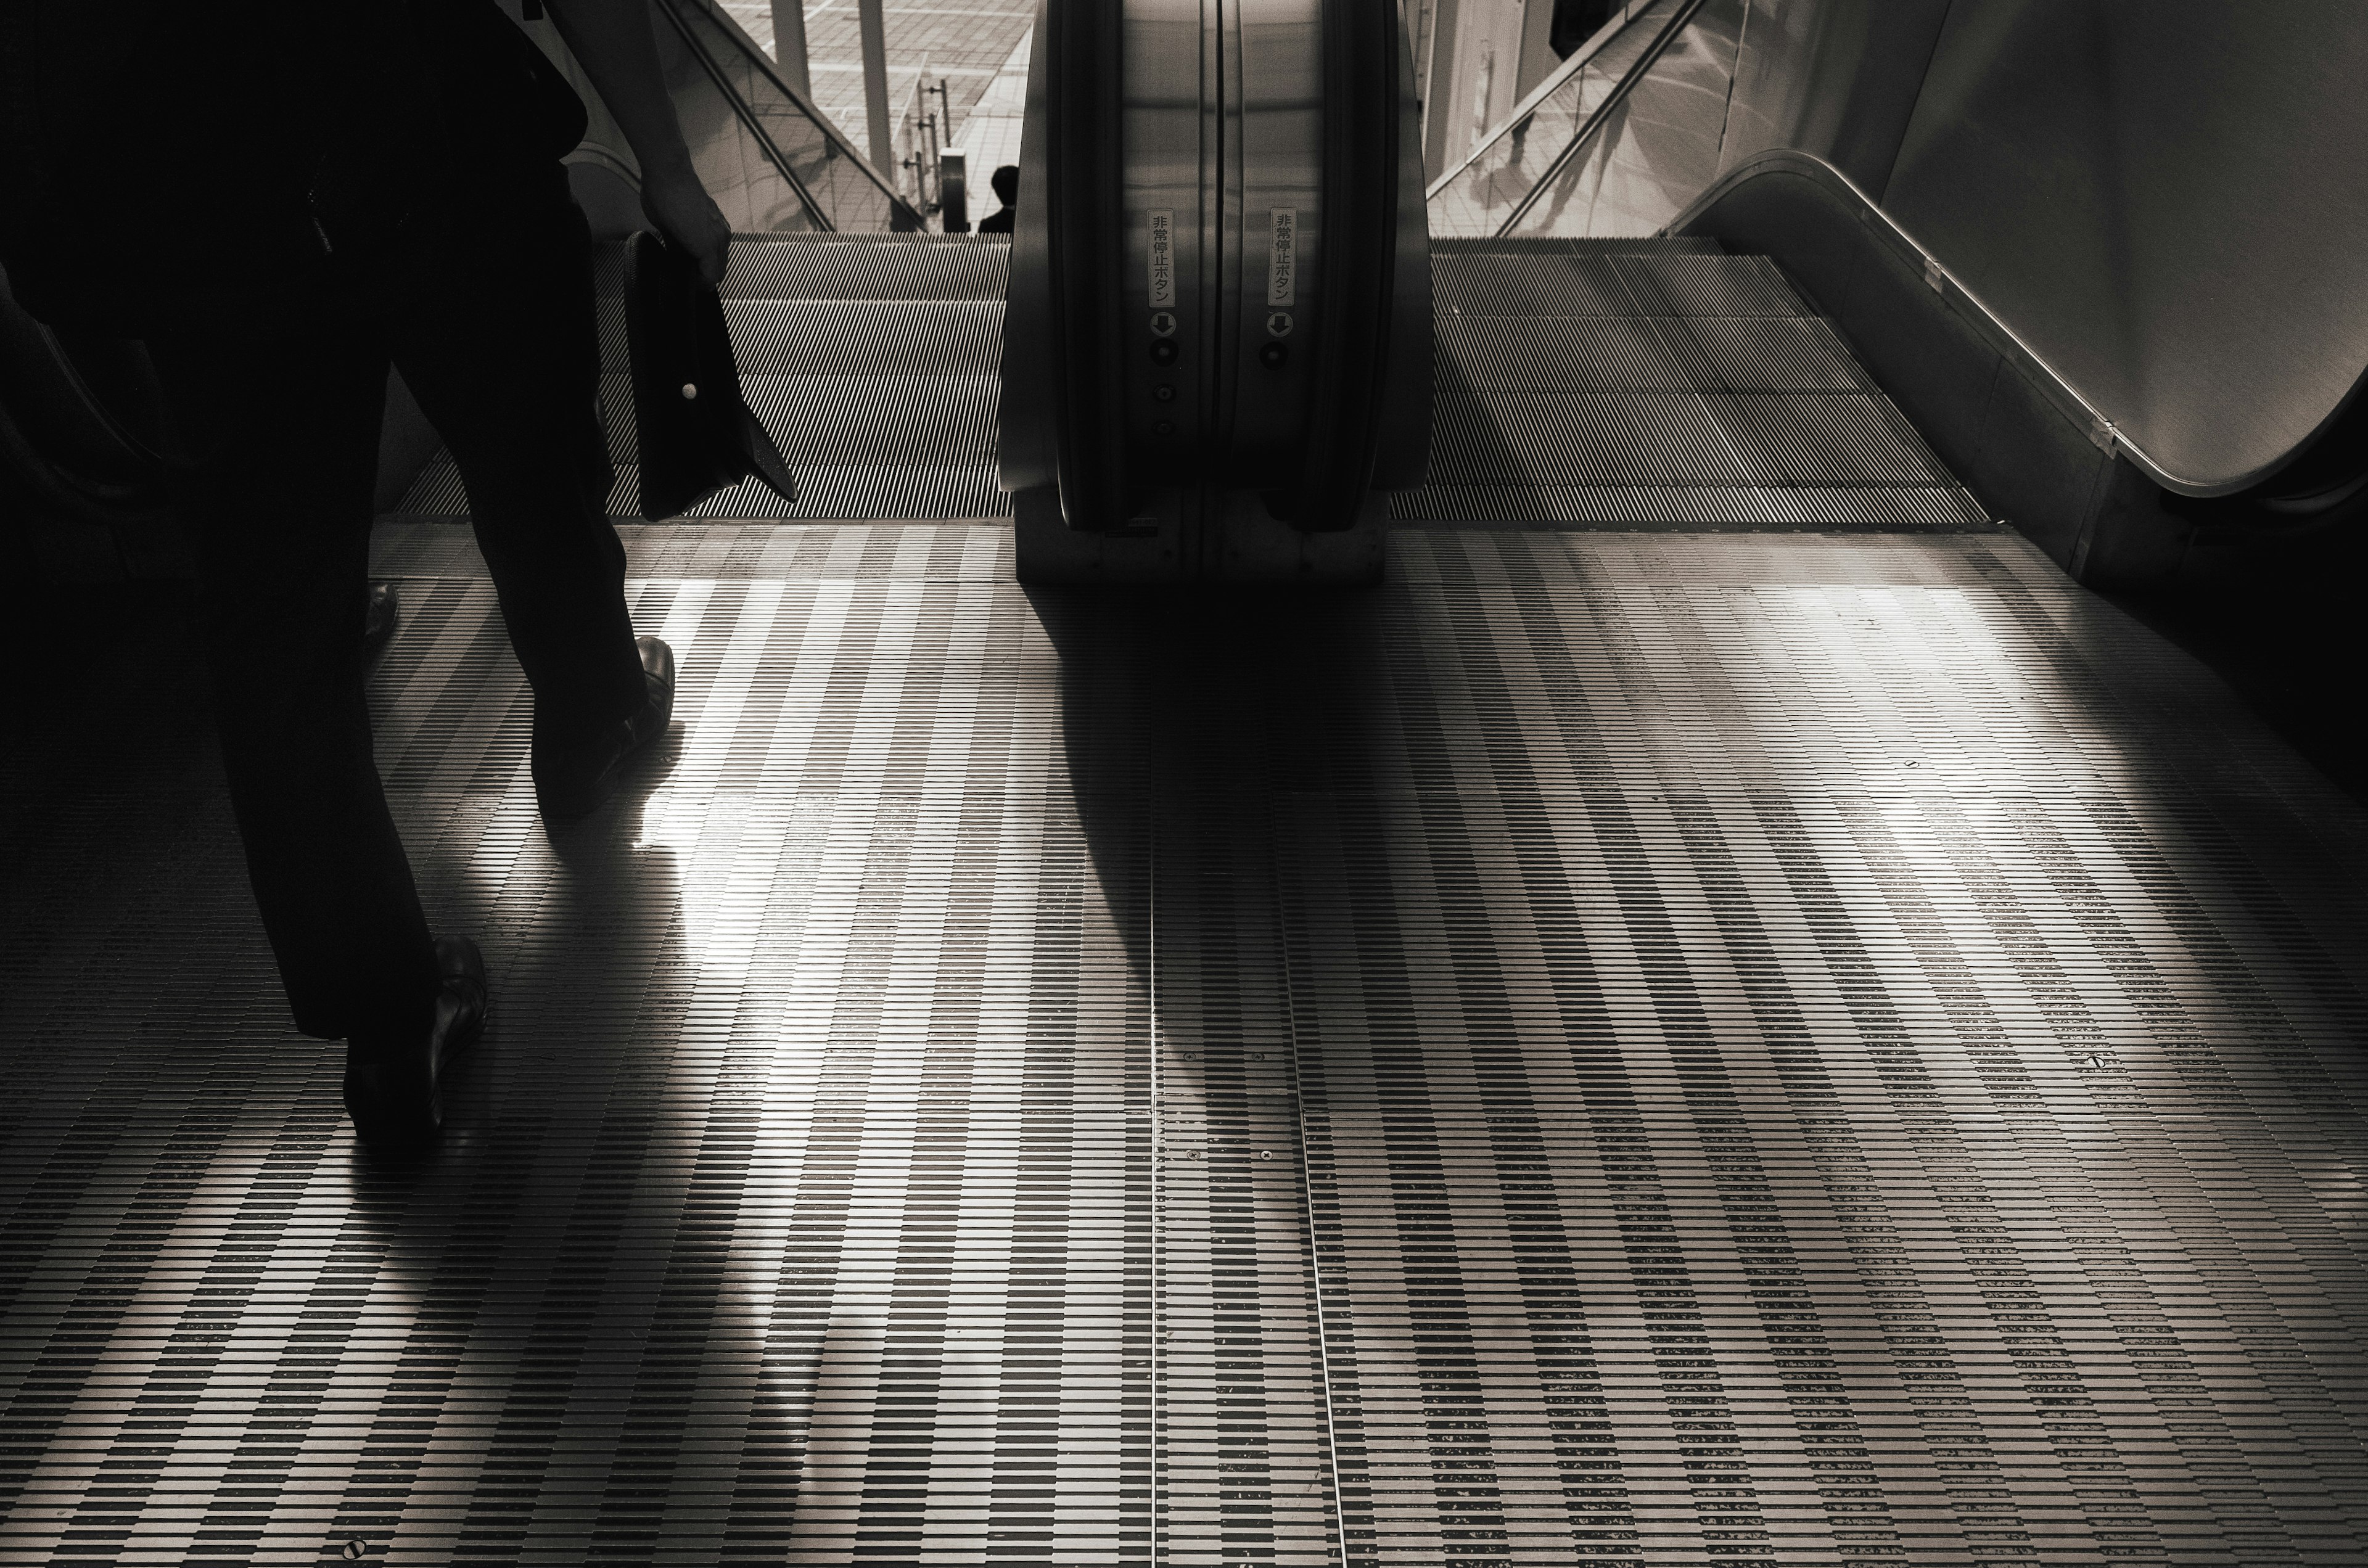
[0,0,730,1153]
[1553,0,1618,58]
[977,165,1020,234]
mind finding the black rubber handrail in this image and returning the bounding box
[1291,0,1404,530]
[1671,147,2367,507]
[1043,0,1129,530]
[1490,0,1708,239]
[0,275,183,527]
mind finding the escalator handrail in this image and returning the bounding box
[1672,147,2214,500]
[656,0,926,232]
[1291,0,1404,528]
[1484,0,1709,240]
[0,272,187,525]
[1422,0,1680,205]
[1043,0,1128,529]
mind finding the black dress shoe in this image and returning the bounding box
[533,636,676,821]
[343,935,488,1152]
[363,580,400,657]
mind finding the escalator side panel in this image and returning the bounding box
[1005,0,1432,580]
[1045,3,1131,529]
[1215,0,1325,490]
[996,0,1061,498]
[1285,0,1400,527]
[1118,0,1208,495]
[1368,10,1434,495]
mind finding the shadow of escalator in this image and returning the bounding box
[1025,577,1405,987]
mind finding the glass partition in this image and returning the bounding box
[1500,0,1744,239]
[656,0,924,232]
[1424,0,1685,240]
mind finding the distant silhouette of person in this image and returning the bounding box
[0,0,730,1153]
[1552,0,1618,57]
[977,165,1020,234]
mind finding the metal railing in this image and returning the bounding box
[894,74,958,229]
[1424,0,1706,240]
[654,0,925,232]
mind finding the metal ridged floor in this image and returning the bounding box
[8,244,2368,1564]
[1403,239,1991,528]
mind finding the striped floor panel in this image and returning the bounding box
[1270,533,2368,1565]
[7,520,2366,1562]
[4,561,1154,1564]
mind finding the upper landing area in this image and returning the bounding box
[380,232,1988,536]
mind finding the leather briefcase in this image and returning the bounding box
[622,229,796,520]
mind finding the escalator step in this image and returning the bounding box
[1392,481,1989,528]
[393,454,1011,523]
[1677,314,1873,392]
[723,300,1006,377]
[397,239,1964,531]
[1439,316,1708,392]
[1436,252,1643,317]
[1429,234,1725,255]
[720,234,1009,302]
[1412,244,1984,530]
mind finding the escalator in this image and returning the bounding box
[1429,0,2368,569]
[1409,235,1986,528]
[7,4,2368,1565]
[995,0,1433,583]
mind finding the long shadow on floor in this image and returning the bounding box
[339,774,836,1557]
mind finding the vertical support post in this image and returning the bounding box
[770,0,813,97]
[858,0,895,175]
[1404,1,1437,129]
[1515,0,1559,100]
[1420,0,1463,182]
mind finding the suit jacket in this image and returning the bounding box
[0,0,586,332]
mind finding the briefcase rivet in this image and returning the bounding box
[681,382,699,400]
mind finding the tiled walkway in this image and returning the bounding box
[10,513,2368,1561]
[9,198,2368,1566]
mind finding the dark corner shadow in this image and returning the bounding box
[1022,572,1405,991]
[12,579,219,810]
[2103,524,2368,806]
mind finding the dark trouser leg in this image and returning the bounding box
[149,316,438,1048]
[382,165,646,750]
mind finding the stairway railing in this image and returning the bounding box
[652,0,926,232]
[1425,0,1708,240]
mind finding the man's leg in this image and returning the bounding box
[147,314,439,1051]
[382,165,649,774]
